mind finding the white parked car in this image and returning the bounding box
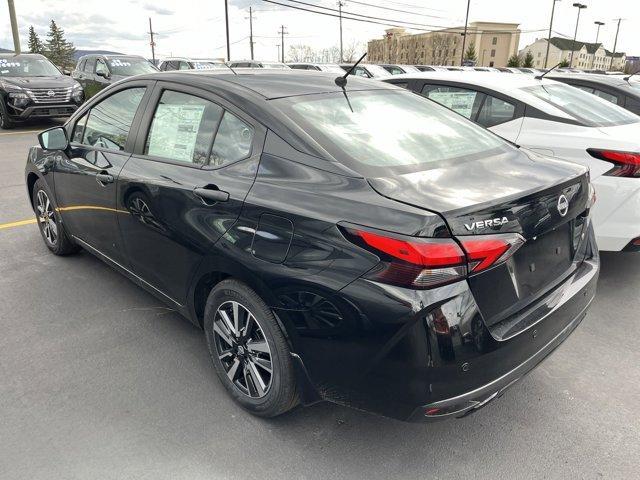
[385,71,640,252]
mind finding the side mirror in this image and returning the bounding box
[38,127,69,151]
[96,70,109,79]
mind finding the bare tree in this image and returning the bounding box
[342,39,364,62]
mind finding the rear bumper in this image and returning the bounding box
[407,258,597,421]
[290,227,599,422]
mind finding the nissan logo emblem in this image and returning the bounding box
[557,194,569,217]
[47,90,55,97]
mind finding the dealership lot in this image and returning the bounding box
[1,124,639,479]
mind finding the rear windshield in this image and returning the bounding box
[365,64,392,77]
[193,62,227,70]
[0,55,60,77]
[522,83,638,127]
[273,90,509,174]
[107,58,158,76]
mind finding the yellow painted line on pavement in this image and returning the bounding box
[0,130,41,136]
[0,218,37,230]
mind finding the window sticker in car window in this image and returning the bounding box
[428,91,477,118]
[109,59,131,68]
[146,104,206,162]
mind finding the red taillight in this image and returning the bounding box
[344,227,524,289]
[587,149,640,178]
[356,230,465,267]
[458,234,525,273]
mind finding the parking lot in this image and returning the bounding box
[0,123,637,479]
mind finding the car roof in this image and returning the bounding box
[387,71,581,120]
[133,70,395,99]
[547,73,632,87]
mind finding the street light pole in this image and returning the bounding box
[224,0,231,61]
[7,0,21,54]
[591,21,604,69]
[544,0,560,69]
[247,6,255,60]
[610,18,623,71]
[569,3,587,68]
[460,0,471,66]
[338,1,344,63]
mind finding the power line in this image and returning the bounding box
[260,0,546,35]
[346,0,450,20]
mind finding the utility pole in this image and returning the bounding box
[338,1,344,63]
[7,0,21,54]
[460,0,471,66]
[544,0,560,69]
[610,18,623,71]
[569,3,587,68]
[246,7,256,60]
[591,21,605,69]
[148,18,156,63]
[278,25,288,63]
[224,0,231,61]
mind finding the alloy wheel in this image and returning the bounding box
[36,190,58,245]
[212,300,273,398]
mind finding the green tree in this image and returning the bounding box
[27,26,45,54]
[464,41,477,62]
[523,51,535,68]
[507,54,521,67]
[45,20,76,69]
[558,59,570,68]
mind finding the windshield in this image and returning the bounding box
[273,90,509,174]
[193,61,227,70]
[522,83,639,127]
[107,58,158,76]
[628,81,640,91]
[400,65,420,73]
[262,63,289,69]
[320,65,347,73]
[0,55,61,77]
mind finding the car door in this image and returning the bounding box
[83,57,101,99]
[117,82,265,305]
[54,82,152,266]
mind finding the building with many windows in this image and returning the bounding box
[519,37,626,71]
[366,22,521,68]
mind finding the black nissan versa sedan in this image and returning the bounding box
[0,53,84,129]
[24,70,599,421]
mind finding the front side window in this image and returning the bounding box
[96,59,109,76]
[273,90,508,173]
[592,89,618,104]
[86,58,96,73]
[145,90,223,165]
[522,83,638,127]
[79,87,146,151]
[421,85,484,119]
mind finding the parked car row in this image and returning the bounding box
[25,61,633,423]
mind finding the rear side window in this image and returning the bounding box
[77,59,86,72]
[421,85,484,119]
[209,111,254,167]
[145,90,223,165]
[477,96,516,127]
[78,87,146,151]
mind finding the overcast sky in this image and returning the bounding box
[1,0,638,60]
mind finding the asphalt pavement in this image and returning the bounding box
[1,123,638,480]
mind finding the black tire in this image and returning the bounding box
[204,279,299,417]
[32,178,80,255]
[0,101,15,129]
